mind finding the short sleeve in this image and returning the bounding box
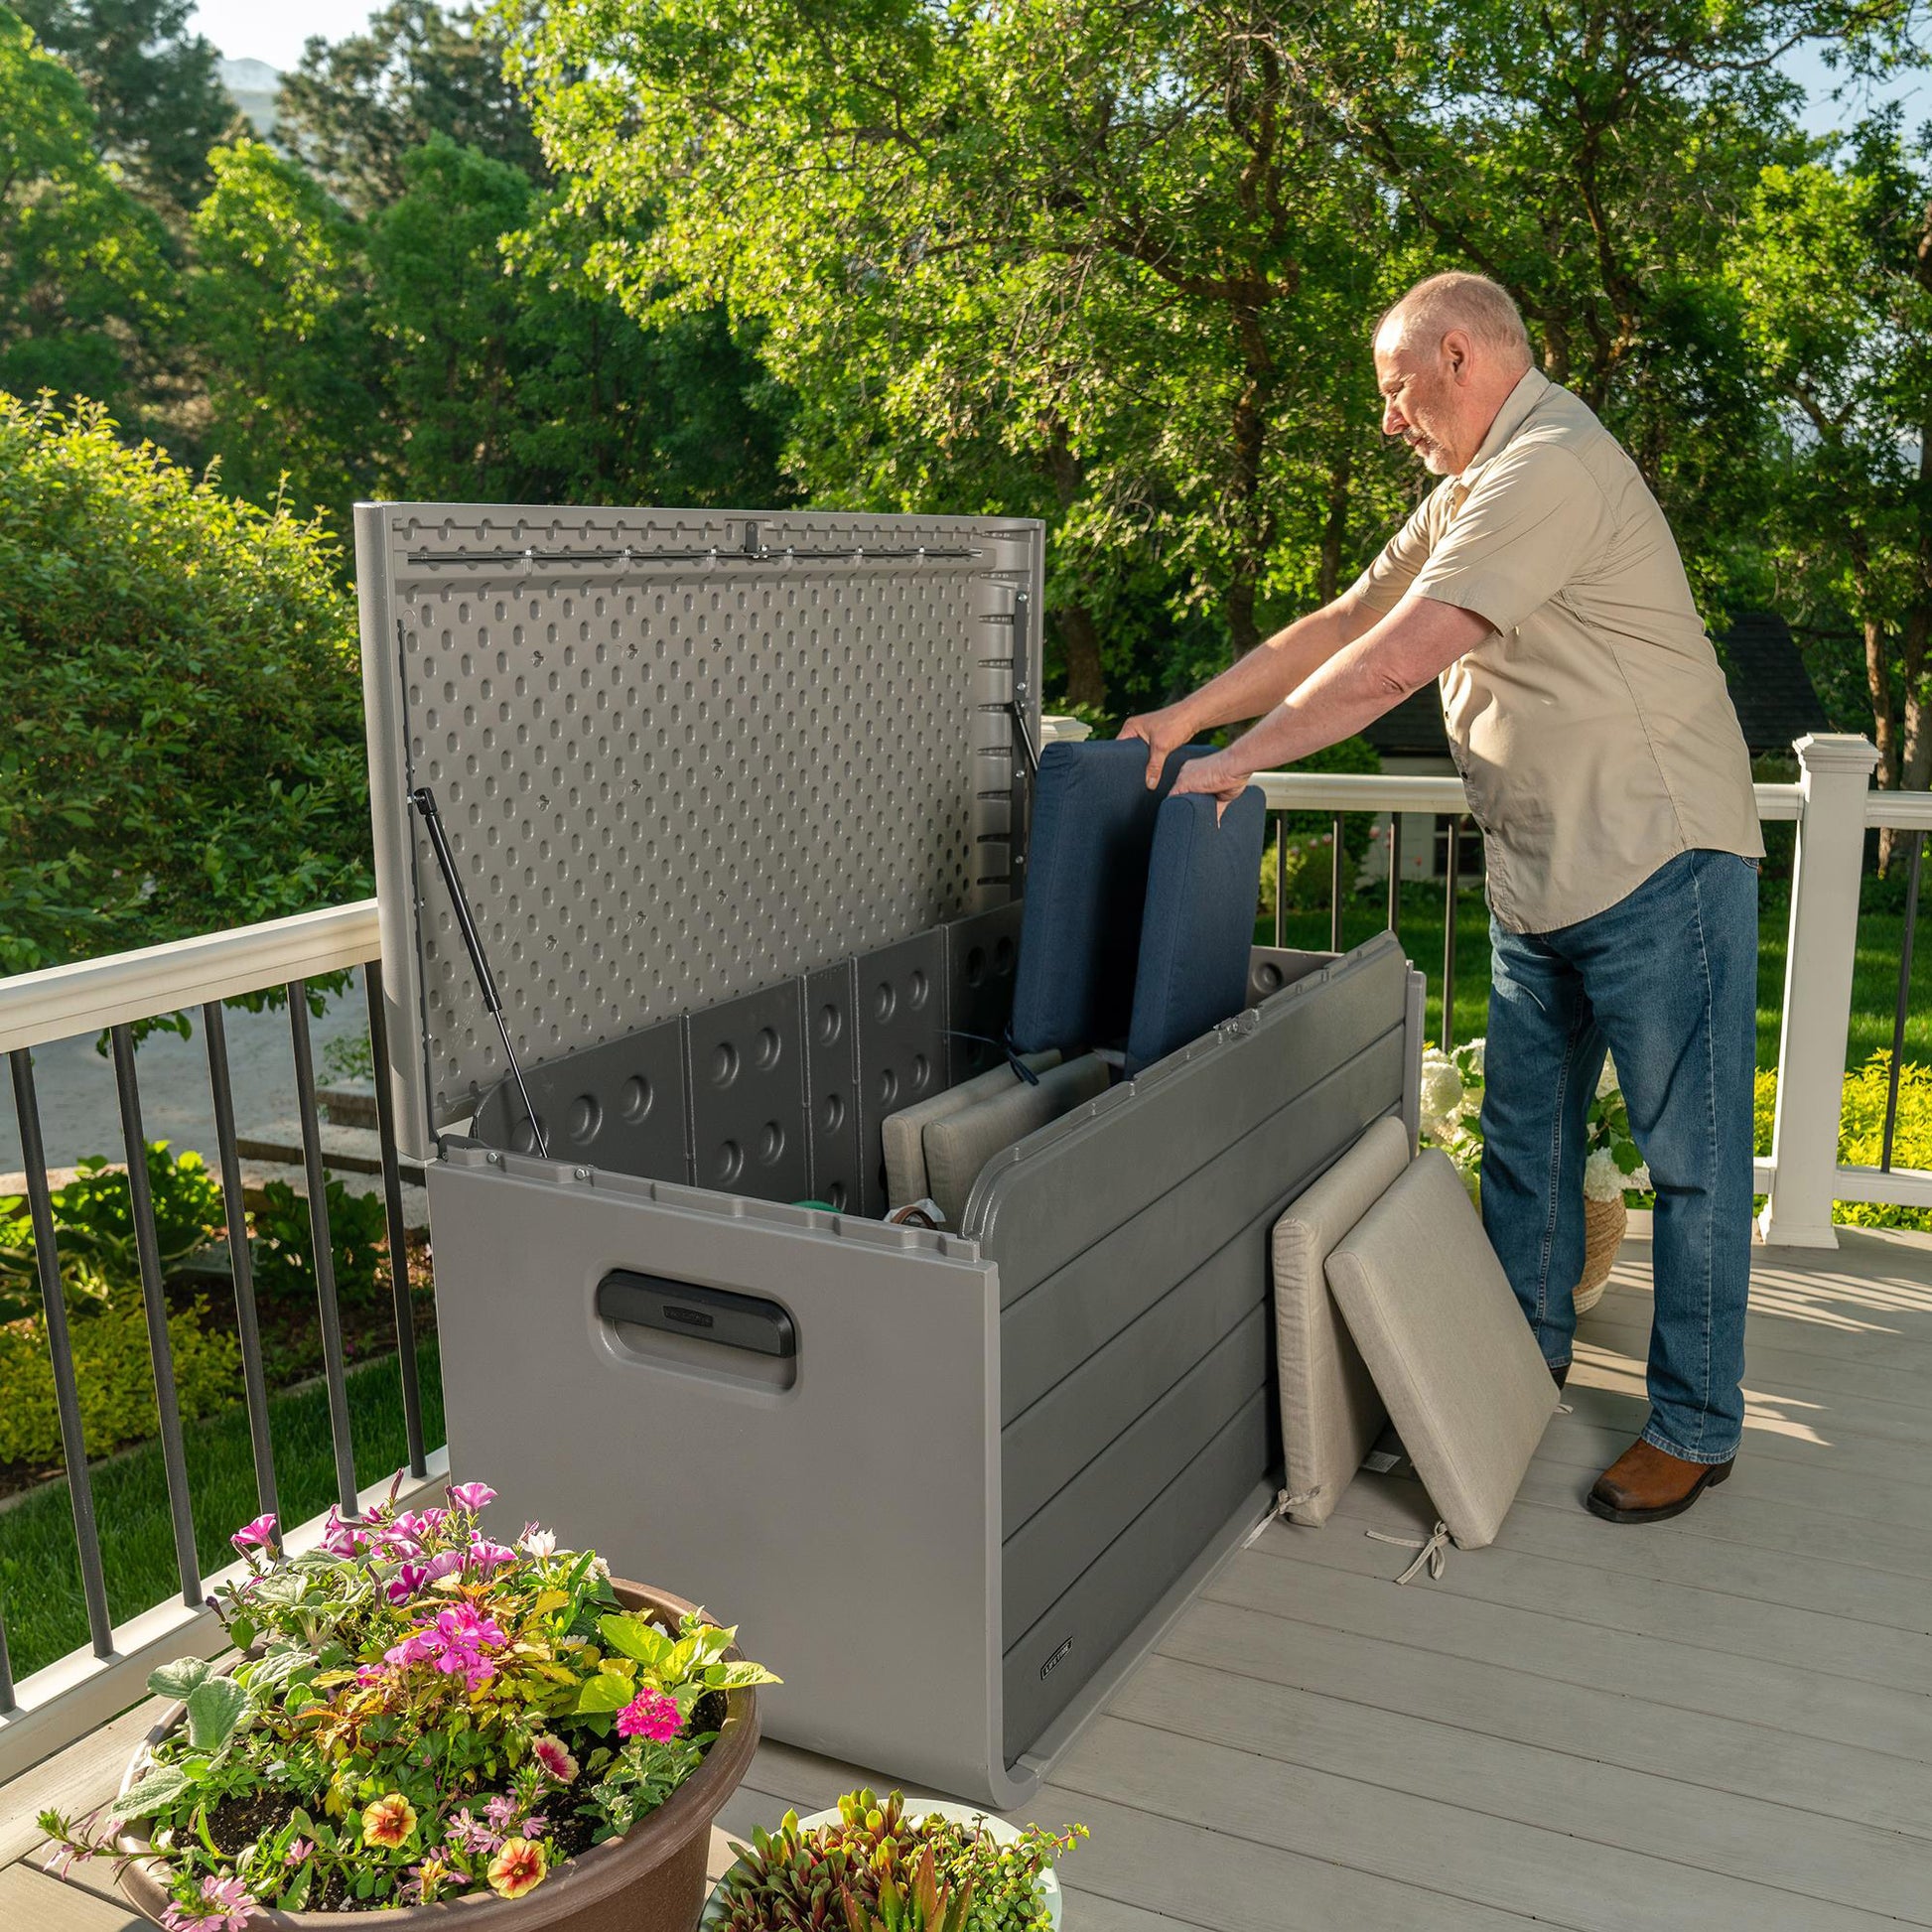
[1349,494,1441,615]
[1409,443,1609,634]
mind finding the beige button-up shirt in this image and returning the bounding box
[1351,368,1762,933]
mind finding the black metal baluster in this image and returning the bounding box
[1881,828,1924,1173]
[204,1002,278,1526]
[1443,818,1462,1053]
[1273,818,1288,949]
[1386,814,1404,936]
[9,1050,114,1656]
[110,1027,201,1608]
[1329,813,1345,953]
[288,982,360,1516]
[363,962,426,1478]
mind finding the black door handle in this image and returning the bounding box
[596,1270,796,1359]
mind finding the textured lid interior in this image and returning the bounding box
[357,504,1042,1155]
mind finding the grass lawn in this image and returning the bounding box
[1268,873,1931,1074]
[0,1339,445,1682]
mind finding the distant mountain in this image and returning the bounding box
[219,58,280,138]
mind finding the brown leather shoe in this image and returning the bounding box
[1587,1438,1733,1524]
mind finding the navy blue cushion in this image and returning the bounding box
[1010,740,1214,1054]
[1125,786,1268,1076]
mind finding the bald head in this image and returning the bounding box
[1372,272,1536,476]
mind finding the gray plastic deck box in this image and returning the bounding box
[357,502,1426,1805]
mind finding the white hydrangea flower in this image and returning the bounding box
[1464,1036,1485,1078]
[1420,1054,1464,1124]
[1583,1147,1625,1201]
[1596,1054,1620,1100]
[1628,1164,1651,1194]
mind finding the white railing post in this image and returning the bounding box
[1758,734,1880,1248]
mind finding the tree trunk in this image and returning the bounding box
[1317,447,1352,604]
[1056,601,1107,710]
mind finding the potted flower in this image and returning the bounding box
[1580,1056,1649,1311]
[705,1787,1084,1930]
[41,1478,777,1930]
[1420,1041,1647,1312]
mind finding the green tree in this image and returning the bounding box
[1731,117,1932,810]
[0,5,169,411]
[502,0,1419,706]
[277,0,544,216]
[1298,0,1915,604]
[189,140,392,519]
[0,393,371,973]
[10,0,236,211]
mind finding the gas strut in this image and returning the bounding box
[408,785,549,1158]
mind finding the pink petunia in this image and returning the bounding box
[465,1538,517,1575]
[615,1687,682,1742]
[530,1734,578,1784]
[229,1513,277,1555]
[446,1809,502,1857]
[385,1561,431,1604]
[448,1480,496,1512]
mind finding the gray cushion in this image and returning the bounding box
[1325,1150,1558,1550]
[1270,1116,1411,1526]
[923,1053,1112,1226]
[882,1050,1061,1209]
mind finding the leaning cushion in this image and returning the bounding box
[923,1053,1112,1226]
[882,1050,1061,1208]
[1010,740,1214,1055]
[1124,785,1268,1076]
[1325,1150,1558,1549]
[1270,1115,1411,1526]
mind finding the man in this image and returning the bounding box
[1123,271,1761,1525]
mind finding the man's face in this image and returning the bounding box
[1375,325,1471,476]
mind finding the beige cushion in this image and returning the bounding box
[1325,1150,1558,1549]
[882,1050,1061,1209]
[923,1053,1111,1225]
[1270,1116,1410,1525]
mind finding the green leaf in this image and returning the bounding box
[575,1668,639,1716]
[598,1613,671,1668]
[111,1764,193,1824]
[185,1676,248,1750]
[227,1614,256,1652]
[148,1657,214,1701]
[282,1861,314,1912]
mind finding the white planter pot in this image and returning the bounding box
[702,1798,1065,1927]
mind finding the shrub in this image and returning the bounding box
[1756,1052,1932,1232]
[251,1175,390,1311]
[0,1143,226,1319]
[1256,735,1383,919]
[0,1294,241,1466]
[0,393,370,974]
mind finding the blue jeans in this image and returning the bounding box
[1480,850,1758,1464]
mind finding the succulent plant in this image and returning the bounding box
[716,1787,1079,1932]
[839,1842,974,1932]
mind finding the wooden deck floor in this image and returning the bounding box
[8,1217,1931,1929]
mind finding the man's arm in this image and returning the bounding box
[1118,584,1383,787]
[1172,593,1492,801]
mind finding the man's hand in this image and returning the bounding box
[1169,750,1252,820]
[1117,704,1193,789]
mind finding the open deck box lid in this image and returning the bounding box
[355,504,1043,1161]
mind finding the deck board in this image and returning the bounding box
[8,1220,1932,1928]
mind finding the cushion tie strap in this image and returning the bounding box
[942,1029,1043,1086]
[1366,1520,1450,1586]
[1242,1486,1320,1549]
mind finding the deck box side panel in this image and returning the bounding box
[426,1158,1010,1800]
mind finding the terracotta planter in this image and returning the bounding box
[1574,1194,1627,1314]
[116,1581,759,1932]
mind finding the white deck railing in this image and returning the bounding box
[0,730,1921,1781]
